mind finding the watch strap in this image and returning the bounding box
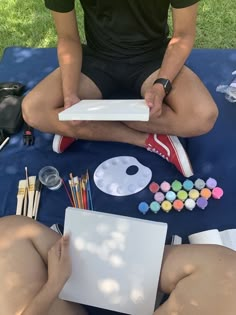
[153,78,172,95]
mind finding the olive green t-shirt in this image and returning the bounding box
[45,0,199,59]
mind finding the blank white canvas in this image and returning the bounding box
[58,99,149,121]
[220,229,236,251]
[60,207,167,315]
[188,229,223,245]
[188,229,236,251]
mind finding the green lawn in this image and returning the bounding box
[0,0,235,59]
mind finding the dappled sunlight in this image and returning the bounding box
[219,269,236,296]
[109,254,125,268]
[4,271,22,291]
[0,0,85,58]
[162,259,236,314]
[65,210,164,315]
[183,263,196,274]
[74,220,127,266]
[96,223,110,235]
[190,299,199,307]
[130,288,145,303]
[98,278,120,295]
[164,262,195,285]
[225,270,236,279]
[11,48,40,63]
[72,219,130,308]
[168,290,192,314]
[4,164,20,176]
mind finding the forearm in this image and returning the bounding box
[21,281,60,315]
[158,35,195,83]
[57,37,82,100]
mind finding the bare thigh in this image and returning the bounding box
[27,67,102,110]
[139,65,218,136]
[22,67,102,133]
[0,215,86,315]
[155,245,236,315]
[141,65,215,114]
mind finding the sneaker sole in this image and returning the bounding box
[50,223,63,235]
[52,134,62,154]
[169,136,194,178]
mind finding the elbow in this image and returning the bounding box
[170,33,196,50]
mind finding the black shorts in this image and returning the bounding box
[81,45,167,99]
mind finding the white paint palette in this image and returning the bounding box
[58,99,149,121]
[93,156,152,196]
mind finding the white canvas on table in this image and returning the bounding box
[189,228,236,251]
[58,99,149,121]
[60,207,167,315]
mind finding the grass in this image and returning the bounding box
[0,0,235,59]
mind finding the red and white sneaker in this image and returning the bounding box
[52,134,76,153]
[145,134,193,177]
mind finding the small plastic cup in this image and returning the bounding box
[39,166,62,190]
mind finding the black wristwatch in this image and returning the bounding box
[153,78,172,96]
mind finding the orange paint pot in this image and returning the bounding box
[200,188,212,200]
[173,199,184,212]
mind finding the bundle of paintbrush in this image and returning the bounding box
[16,167,42,219]
[66,170,94,210]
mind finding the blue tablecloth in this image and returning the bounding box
[0,47,236,315]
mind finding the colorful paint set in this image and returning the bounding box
[138,177,223,215]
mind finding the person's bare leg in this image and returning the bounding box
[23,65,218,150]
[23,67,102,135]
[0,215,86,315]
[22,68,148,147]
[126,66,218,137]
[154,244,236,315]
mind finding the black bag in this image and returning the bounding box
[0,82,25,141]
[0,82,25,98]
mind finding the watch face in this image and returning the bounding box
[164,80,172,95]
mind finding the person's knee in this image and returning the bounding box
[199,101,218,134]
[188,100,219,136]
[0,214,34,232]
[22,94,38,128]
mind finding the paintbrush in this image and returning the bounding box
[27,176,36,218]
[86,169,94,210]
[69,173,77,207]
[22,166,30,216]
[73,176,81,208]
[0,137,10,151]
[16,180,27,215]
[25,166,30,191]
[33,180,42,220]
[81,176,88,209]
[62,178,74,207]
